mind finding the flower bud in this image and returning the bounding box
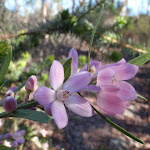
[6,86,18,97]
[25,75,37,92]
[3,96,17,113]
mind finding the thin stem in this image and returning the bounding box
[87,4,104,71]
[77,0,105,22]
[92,105,144,144]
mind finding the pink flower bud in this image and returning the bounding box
[6,86,18,97]
[3,96,17,113]
[25,75,37,92]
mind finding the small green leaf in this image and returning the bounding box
[92,105,144,144]
[0,48,12,85]
[11,109,52,123]
[0,144,14,150]
[129,53,150,66]
[14,82,26,94]
[63,58,72,81]
[0,80,7,91]
[137,94,147,101]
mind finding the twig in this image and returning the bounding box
[102,34,147,54]
[87,4,104,71]
[77,0,106,22]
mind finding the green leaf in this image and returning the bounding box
[0,48,12,85]
[137,94,147,101]
[11,109,52,123]
[63,58,72,81]
[129,53,150,66]
[14,82,26,94]
[0,144,14,150]
[0,80,7,91]
[92,105,144,144]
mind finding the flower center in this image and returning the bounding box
[90,65,96,76]
[56,89,71,102]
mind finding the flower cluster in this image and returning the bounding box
[33,48,139,129]
[3,75,37,113]
[0,128,25,148]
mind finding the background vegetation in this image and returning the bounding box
[0,0,150,149]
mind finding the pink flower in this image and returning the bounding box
[97,58,138,101]
[68,48,101,76]
[11,141,18,148]
[96,59,139,117]
[69,49,101,96]
[12,129,25,145]
[97,58,138,87]
[33,60,93,129]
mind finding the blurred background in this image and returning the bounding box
[0,0,150,149]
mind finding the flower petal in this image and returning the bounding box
[65,94,93,117]
[16,138,25,144]
[112,63,139,80]
[49,60,64,90]
[33,86,55,106]
[113,81,137,101]
[88,85,101,92]
[68,48,78,75]
[101,84,120,92]
[44,103,52,116]
[97,91,126,115]
[100,58,126,69]
[51,101,68,129]
[80,61,101,76]
[97,67,115,86]
[63,71,92,93]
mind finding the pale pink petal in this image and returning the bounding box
[18,130,25,136]
[101,84,120,92]
[44,103,52,116]
[97,91,126,115]
[97,67,115,86]
[100,58,126,69]
[88,85,101,92]
[33,86,55,106]
[112,63,139,80]
[63,71,92,93]
[51,101,68,129]
[118,58,126,64]
[12,141,18,148]
[49,60,64,90]
[65,94,93,117]
[113,81,137,101]
[16,138,25,144]
[68,48,78,75]
[80,61,101,76]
